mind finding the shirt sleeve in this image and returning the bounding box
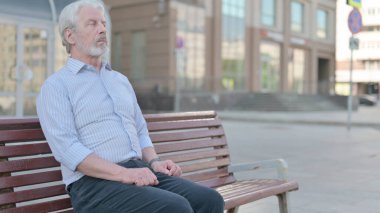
[37,80,93,171]
[134,100,154,149]
[124,77,153,149]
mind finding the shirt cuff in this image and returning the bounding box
[61,142,93,171]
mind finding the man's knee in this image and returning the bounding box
[191,187,224,212]
[161,195,193,213]
[214,191,225,211]
[205,189,225,212]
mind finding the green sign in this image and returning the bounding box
[347,0,362,8]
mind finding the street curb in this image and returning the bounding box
[219,116,380,128]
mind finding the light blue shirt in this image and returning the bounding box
[37,58,153,186]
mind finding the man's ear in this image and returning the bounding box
[65,29,75,45]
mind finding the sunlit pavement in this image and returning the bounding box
[221,107,380,213]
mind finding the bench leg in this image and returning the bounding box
[227,206,239,213]
[277,193,289,213]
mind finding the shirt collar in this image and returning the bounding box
[66,57,112,74]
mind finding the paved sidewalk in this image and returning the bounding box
[218,106,380,212]
[223,120,380,213]
[218,106,380,127]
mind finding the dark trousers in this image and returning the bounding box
[68,159,224,213]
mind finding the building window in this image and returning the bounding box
[131,31,146,80]
[222,0,246,91]
[260,42,280,92]
[317,9,328,39]
[261,0,276,27]
[291,1,304,33]
[364,60,379,70]
[0,23,17,116]
[176,1,206,91]
[362,25,380,32]
[288,48,305,94]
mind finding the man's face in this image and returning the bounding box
[73,6,108,57]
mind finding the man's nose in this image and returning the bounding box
[98,22,106,33]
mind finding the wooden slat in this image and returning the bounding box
[58,209,74,213]
[0,170,62,189]
[2,198,72,213]
[0,157,59,173]
[0,143,51,158]
[218,180,278,197]
[198,176,237,188]
[154,138,227,154]
[0,185,66,206]
[147,119,221,132]
[0,119,40,130]
[161,148,229,163]
[181,158,230,173]
[182,168,230,182]
[0,129,45,143]
[150,129,225,143]
[217,180,299,210]
[144,111,216,122]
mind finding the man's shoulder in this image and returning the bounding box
[41,68,70,91]
[110,69,128,78]
[109,70,131,83]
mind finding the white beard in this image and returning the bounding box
[88,44,108,57]
[77,37,108,57]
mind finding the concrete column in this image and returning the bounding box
[281,0,291,93]
[205,0,214,92]
[245,0,254,91]
[250,0,261,92]
[251,28,261,92]
[211,0,222,92]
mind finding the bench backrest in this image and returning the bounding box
[0,111,235,212]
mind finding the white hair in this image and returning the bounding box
[58,0,106,54]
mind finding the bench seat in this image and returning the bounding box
[0,111,298,213]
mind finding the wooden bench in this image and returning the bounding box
[0,111,298,213]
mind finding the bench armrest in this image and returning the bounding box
[227,158,288,181]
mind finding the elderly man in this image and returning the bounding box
[36,0,224,212]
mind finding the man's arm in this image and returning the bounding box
[77,153,158,186]
[142,147,182,176]
[37,80,158,186]
[124,77,182,177]
[37,81,93,172]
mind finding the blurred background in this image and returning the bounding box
[1,1,380,212]
[0,0,378,117]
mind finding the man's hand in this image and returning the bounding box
[151,160,182,176]
[120,168,159,186]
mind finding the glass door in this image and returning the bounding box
[22,27,49,116]
[260,42,280,92]
[0,22,52,117]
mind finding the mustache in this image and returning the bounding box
[96,35,108,42]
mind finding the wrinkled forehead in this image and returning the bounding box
[77,5,106,22]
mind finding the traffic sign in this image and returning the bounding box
[347,0,362,8]
[349,37,359,50]
[348,8,362,34]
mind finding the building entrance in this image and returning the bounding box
[317,58,331,95]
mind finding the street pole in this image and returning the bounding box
[347,35,354,131]
[346,6,362,131]
[174,49,182,112]
[174,37,185,112]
